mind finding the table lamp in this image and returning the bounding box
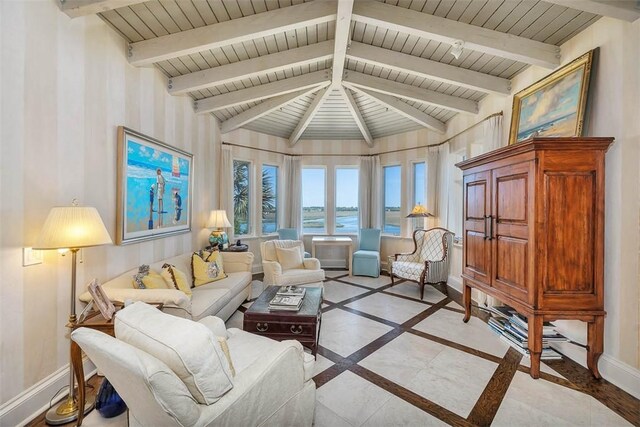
[207,210,231,249]
[34,200,112,425]
[406,203,433,230]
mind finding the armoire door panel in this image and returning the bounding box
[491,162,533,300]
[466,181,487,220]
[544,171,596,294]
[495,173,528,224]
[493,236,528,299]
[463,171,492,286]
[465,231,489,278]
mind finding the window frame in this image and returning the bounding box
[260,163,279,236]
[334,166,359,235]
[382,163,402,237]
[301,165,328,235]
[411,161,426,209]
[232,158,254,237]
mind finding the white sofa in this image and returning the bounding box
[72,303,316,426]
[79,251,254,321]
[260,240,325,287]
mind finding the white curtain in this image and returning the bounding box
[426,143,450,229]
[220,145,234,242]
[282,155,302,234]
[483,114,504,152]
[358,156,382,229]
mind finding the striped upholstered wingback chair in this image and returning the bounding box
[389,228,454,299]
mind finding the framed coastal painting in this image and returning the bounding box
[116,127,193,245]
[508,49,595,145]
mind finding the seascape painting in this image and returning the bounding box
[509,50,594,145]
[116,127,192,245]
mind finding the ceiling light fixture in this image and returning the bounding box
[450,40,464,60]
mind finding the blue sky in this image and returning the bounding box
[302,167,402,208]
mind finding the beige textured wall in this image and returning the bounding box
[442,17,640,370]
[0,2,220,404]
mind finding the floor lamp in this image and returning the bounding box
[406,203,433,230]
[34,201,112,425]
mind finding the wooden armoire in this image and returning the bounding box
[456,137,613,379]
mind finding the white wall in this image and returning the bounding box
[0,1,220,407]
[440,17,640,391]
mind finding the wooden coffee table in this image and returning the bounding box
[243,286,322,355]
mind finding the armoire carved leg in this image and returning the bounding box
[587,316,604,379]
[528,315,543,379]
[462,282,471,323]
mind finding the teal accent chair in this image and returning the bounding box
[352,228,381,277]
[277,228,311,258]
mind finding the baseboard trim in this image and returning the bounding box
[0,358,97,427]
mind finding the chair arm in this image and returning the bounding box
[262,261,282,286]
[221,252,255,274]
[395,252,418,262]
[302,258,321,271]
[198,340,307,426]
[197,316,228,338]
[79,288,191,310]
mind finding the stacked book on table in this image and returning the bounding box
[487,306,567,360]
[268,286,306,311]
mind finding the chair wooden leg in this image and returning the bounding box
[390,270,395,286]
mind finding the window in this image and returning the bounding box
[413,162,425,208]
[261,165,278,234]
[233,160,251,235]
[302,167,326,234]
[383,165,401,235]
[335,168,359,233]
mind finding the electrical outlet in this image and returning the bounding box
[23,247,43,266]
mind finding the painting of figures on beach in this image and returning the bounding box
[116,127,192,245]
[509,50,594,145]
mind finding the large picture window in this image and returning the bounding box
[335,167,359,233]
[261,165,278,234]
[302,167,326,234]
[233,160,251,235]
[383,165,401,235]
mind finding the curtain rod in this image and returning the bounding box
[222,111,503,158]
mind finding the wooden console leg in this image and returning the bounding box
[587,316,604,379]
[72,340,86,426]
[528,315,543,379]
[462,282,471,323]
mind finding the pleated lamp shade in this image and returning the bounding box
[34,206,112,250]
[207,210,232,229]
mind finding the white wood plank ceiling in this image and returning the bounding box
[60,0,632,144]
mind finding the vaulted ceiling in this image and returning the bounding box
[59,0,640,145]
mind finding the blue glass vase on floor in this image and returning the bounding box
[95,378,127,418]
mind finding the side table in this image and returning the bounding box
[311,236,353,275]
[71,303,163,426]
[220,244,249,252]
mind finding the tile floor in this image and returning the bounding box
[73,273,638,427]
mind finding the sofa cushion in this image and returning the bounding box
[141,271,169,290]
[275,246,304,271]
[115,302,234,405]
[190,288,231,320]
[278,269,325,286]
[161,264,192,296]
[192,251,227,287]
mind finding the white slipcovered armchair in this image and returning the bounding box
[72,302,316,427]
[260,240,325,287]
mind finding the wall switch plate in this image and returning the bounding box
[23,247,43,266]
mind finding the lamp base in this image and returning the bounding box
[45,394,95,425]
[209,229,229,249]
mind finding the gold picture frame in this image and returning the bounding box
[508,50,595,145]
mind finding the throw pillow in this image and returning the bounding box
[132,265,167,290]
[275,246,304,270]
[191,251,227,287]
[161,264,192,296]
[115,301,234,405]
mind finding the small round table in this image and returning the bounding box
[220,244,249,252]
